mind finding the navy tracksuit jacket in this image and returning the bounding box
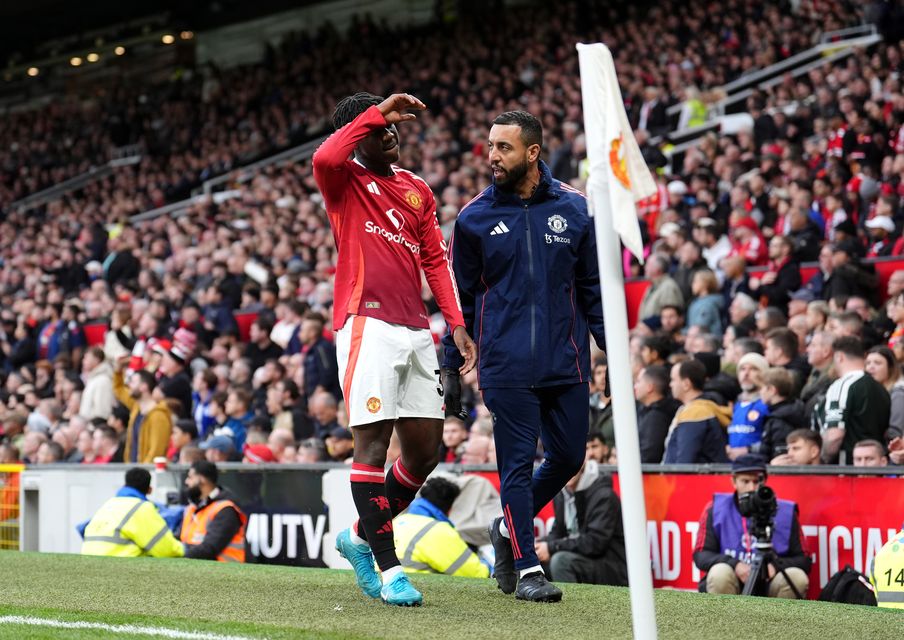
[442,160,606,570]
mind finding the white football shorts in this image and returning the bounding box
[335,315,444,427]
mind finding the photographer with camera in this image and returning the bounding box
[693,455,811,598]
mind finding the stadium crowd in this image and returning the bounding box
[1,0,904,474]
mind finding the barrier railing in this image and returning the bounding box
[0,463,24,551]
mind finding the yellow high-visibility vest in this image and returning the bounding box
[81,496,184,558]
[871,529,904,609]
[393,513,489,578]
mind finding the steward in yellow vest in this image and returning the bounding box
[82,468,184,558]
[180,460,246,562]
[393,477,489,578]
[871,527,904,609]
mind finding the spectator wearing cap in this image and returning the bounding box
[326,426,354,462]
[693,455,810,599]
[663,360,731,464]
[865,215,897,258]
[638,254,685,325]
[695,218,733,273]
[113,357,172,464]
[243,443,277,464]
[815,336,890,464]
[78,346,114,421]
[200,435,236,463]
[686,269,723,338]
[666,181,690,217]
[157,339,194,420]
[729,214,767,267]
[749,236,800,310]
[726,353,770,460]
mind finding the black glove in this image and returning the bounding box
[441,367,468,420]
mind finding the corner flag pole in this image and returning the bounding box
[577,42,658,640]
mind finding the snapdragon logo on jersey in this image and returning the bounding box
[365,208,420,254]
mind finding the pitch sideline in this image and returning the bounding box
[0,615,263,640]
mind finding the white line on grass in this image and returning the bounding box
[0,615,264,640]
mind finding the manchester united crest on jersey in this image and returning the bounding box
[367,397,382,414]
[405,190,422,209]
[547,214,567,233]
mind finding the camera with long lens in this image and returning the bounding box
[737,484,777,542]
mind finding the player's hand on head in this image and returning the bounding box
[378,93,426,124]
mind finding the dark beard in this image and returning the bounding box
[493,158,529,191]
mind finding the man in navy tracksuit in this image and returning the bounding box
[442,111,605,602]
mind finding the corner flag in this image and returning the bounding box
[577,43,656,261]
[577,42,659,640]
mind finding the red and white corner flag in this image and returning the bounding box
[577,42,656,262]
[578,41,659,640]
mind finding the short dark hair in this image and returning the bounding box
[765,328,798,359]
[853,439,886,456]
[587,429,605,443]
[642,335,672,361]
[332,92,383,130]
[735,337,764,356]
[125,467,152,494]
[96,426,118,444]
[677,359,707,391]
[418,477,461,514]
[174,419,199,440]
[133,369,156,393]
[833,336,865,359]
[640,365,670,397]
[493,111,543,148]
[786,428,822,448]
[191,459,219,485]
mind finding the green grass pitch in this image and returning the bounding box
[0,552,900,639]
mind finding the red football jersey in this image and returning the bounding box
[312,105,464,333]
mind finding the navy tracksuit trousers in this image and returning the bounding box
[483,383,589,570]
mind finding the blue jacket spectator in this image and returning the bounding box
[665,360,731,463]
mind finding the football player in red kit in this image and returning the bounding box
[312,92,476,606]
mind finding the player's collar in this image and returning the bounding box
[353,157,396,176]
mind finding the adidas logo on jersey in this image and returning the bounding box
[490,221,510,236]
[366,182,381,195]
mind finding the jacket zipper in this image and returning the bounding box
[524,203,536,387]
